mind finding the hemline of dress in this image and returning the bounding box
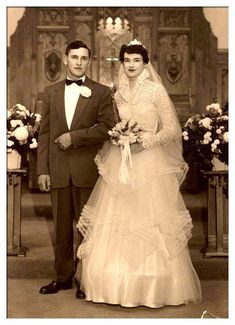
[83,298,201,309]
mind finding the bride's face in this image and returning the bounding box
[123,53,145,79]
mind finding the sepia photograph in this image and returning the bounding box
[3,0,231,320]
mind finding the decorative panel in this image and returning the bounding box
[38,8,69,26]
[159,9,191,28]
[159,33,189,95]
[135,23,152,58]
[96,17,132,86]
[38,32,67,89]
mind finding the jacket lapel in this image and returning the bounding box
[70,77,94,130]
[54,80,69,131]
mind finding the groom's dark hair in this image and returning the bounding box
[119,44,149,64]
[65,40,91,57]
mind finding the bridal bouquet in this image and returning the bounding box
[108,120,143,183]
[7,103,42,154]
[108,120,143,147]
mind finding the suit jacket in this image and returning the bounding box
[37,77,116,188]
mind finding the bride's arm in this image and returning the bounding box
[142,84,181,149]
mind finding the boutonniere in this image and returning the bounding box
[80,86,92,98]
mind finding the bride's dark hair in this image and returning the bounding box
[119,44,149,64]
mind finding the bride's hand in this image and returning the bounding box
[130,142,144,154]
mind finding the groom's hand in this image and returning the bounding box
[38,174,51,192]
[54,133,72,150]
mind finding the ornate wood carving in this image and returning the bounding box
[159,33,189,94]
[38,8,69,26]
[159,9,191,27]
[135,23,152,56]
[44,51,61,82]
[38,32,67,87]
[96,17,132,86]
[96,8,132,29]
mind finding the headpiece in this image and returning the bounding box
[127,39,145,48]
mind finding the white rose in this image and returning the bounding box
[10,120,24,128]
[182,131,188,136]
[13,126,29,141]
[210,103,221,110]
[80,86,92,98]
[8,139,14,147]
[199,117,212,129]
[223,132,229,142]
[211,143,217,151]
[214,139,220,145]
[29,138,38,149]
[204,131,212,139]
[216,129,222,134]
[206,105,211,111]
[203,139,209,144]
[34,113,42,122]
[183,136,189,141]
[16,110,27,117]
[15,103,27,111]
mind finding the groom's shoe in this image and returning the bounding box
[39,280,73,294]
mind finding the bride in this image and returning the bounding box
[75,40,202,308]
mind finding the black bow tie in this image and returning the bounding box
[65,79,84,86]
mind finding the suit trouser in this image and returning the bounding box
[51,180,93,282]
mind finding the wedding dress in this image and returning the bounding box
[76,69,202,308]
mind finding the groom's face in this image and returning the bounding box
[63,48,90,79]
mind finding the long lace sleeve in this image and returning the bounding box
[142,84,181,149]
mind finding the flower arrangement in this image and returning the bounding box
[108,120,143,147]
[182,102,228,170]
[7,103,41,155]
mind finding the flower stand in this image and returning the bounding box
[7,169,28,256]
[202,170,228,257]
[8,150,21,169]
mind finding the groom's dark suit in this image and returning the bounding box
[37,76,115,282]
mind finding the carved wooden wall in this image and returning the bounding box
[8,7,226,188]
[9,7,221,120]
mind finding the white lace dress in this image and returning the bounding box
[76,69,202,308]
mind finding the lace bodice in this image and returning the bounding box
[115,69,181,148]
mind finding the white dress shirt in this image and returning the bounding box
[64,76,86,129]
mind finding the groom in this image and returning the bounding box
[37,40,115,298]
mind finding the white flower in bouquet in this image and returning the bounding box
[214,139,220,145]
[182,131,189,140]
[216,128,222,134]
[13,126,29,141]
[8,139,14,147]
[199,117,212,129]
[15,103,27,111]
[29,138,38,149]
[34,113,42,122]
[10,119,24,128]
[223,132,229,142]
[211,143,217,152]
[206,103,222,115]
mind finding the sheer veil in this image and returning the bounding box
[116,61,188,185]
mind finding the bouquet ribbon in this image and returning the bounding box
[119,139,133,184]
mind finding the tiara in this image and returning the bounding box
[127,39,145,47]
